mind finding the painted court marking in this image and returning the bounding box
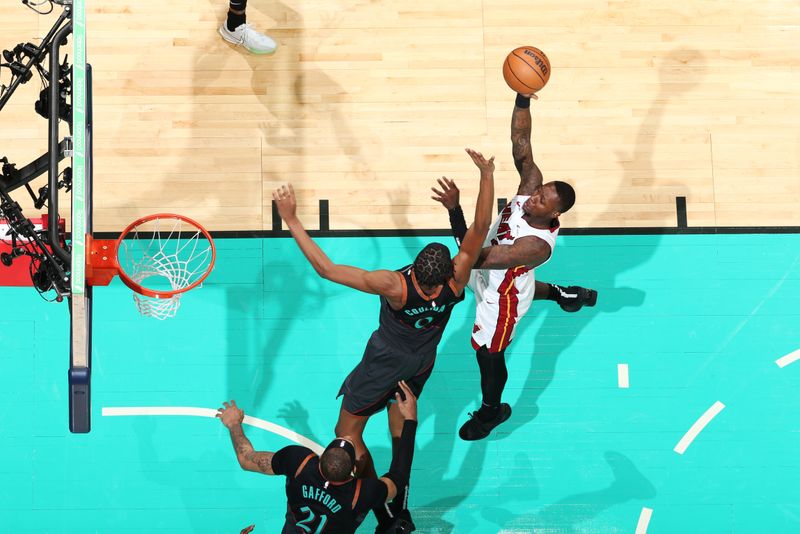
[635,507,653,534]
[102,406,325,455]
[617,363,629,388]
[673,401,725,455]
[776,349,800,368]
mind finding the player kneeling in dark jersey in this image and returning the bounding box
[217,381,419,533]
[273,148,496,531]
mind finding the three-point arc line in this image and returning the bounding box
[106,398,729,532]
[635,507,653,534]
[633,349,793,530]
[673,401,726,455]
[776,349,800,368]
[102,406,325,455]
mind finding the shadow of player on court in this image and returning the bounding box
[237,0,380,214]
[500,48,708,438]
[225,251,335,413]
[214,0,387,410]
[481,450,656,532]
[408,314,491,533]
[131,416,271,532]
[359,208,492,533]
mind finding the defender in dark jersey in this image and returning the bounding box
[273,148,496,531]
[217,381,418,534]
[338,258,466,420]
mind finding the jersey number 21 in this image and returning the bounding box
[297,506,328,533]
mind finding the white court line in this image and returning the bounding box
[673,401,725,455]
[102,406,325,455]
[635,507,653,534]
[776,349,800,368]
[617,363,629,388]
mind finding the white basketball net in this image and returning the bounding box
[118,216,214,320]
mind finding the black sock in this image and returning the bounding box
[226,0,247,31]
[476,346,507,419]
[226,11,246,31]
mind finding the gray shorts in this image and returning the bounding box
[338,331,435,417]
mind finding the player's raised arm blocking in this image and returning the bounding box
[273,185,404,305]
[431,176,467,248]
[451,149,495,289]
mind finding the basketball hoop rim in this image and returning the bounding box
[114,213,216,299]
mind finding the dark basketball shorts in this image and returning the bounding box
[338,331,435,417]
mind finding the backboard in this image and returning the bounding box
[69,0,92,434]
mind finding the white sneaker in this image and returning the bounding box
[219,23,277,55]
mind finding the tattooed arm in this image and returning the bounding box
[511,95,544,196]
[217,400,275,475]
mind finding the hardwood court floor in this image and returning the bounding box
[2,1,798,231]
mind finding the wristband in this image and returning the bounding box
[515,93,531,109]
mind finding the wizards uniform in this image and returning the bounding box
[272,445,388,533]
[338,264,465,416]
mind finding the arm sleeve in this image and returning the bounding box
[359,479,390,512]
[271,445,314,476]
[381,420,418,490]
[448,206,468,247]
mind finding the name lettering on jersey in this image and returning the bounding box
[491,203,514,245]
[403,303,452,316]
[301,484,343,514]
[404,301,459,329]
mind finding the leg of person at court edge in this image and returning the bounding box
[219,0,277,55]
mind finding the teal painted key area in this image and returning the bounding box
[1,234,799,533]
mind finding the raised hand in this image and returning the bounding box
[272,184,298,223]
[216,400,245,429]
[465,148,495,175]
[431,176,460,210]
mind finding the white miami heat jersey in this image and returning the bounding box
[470,195,559,305]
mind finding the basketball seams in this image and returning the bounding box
[510,50,546,84]
[504,57,539,92]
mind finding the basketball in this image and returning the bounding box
[502,46,551,94]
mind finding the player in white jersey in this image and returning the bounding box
[432,92,596,441]
[468,195,560,352]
